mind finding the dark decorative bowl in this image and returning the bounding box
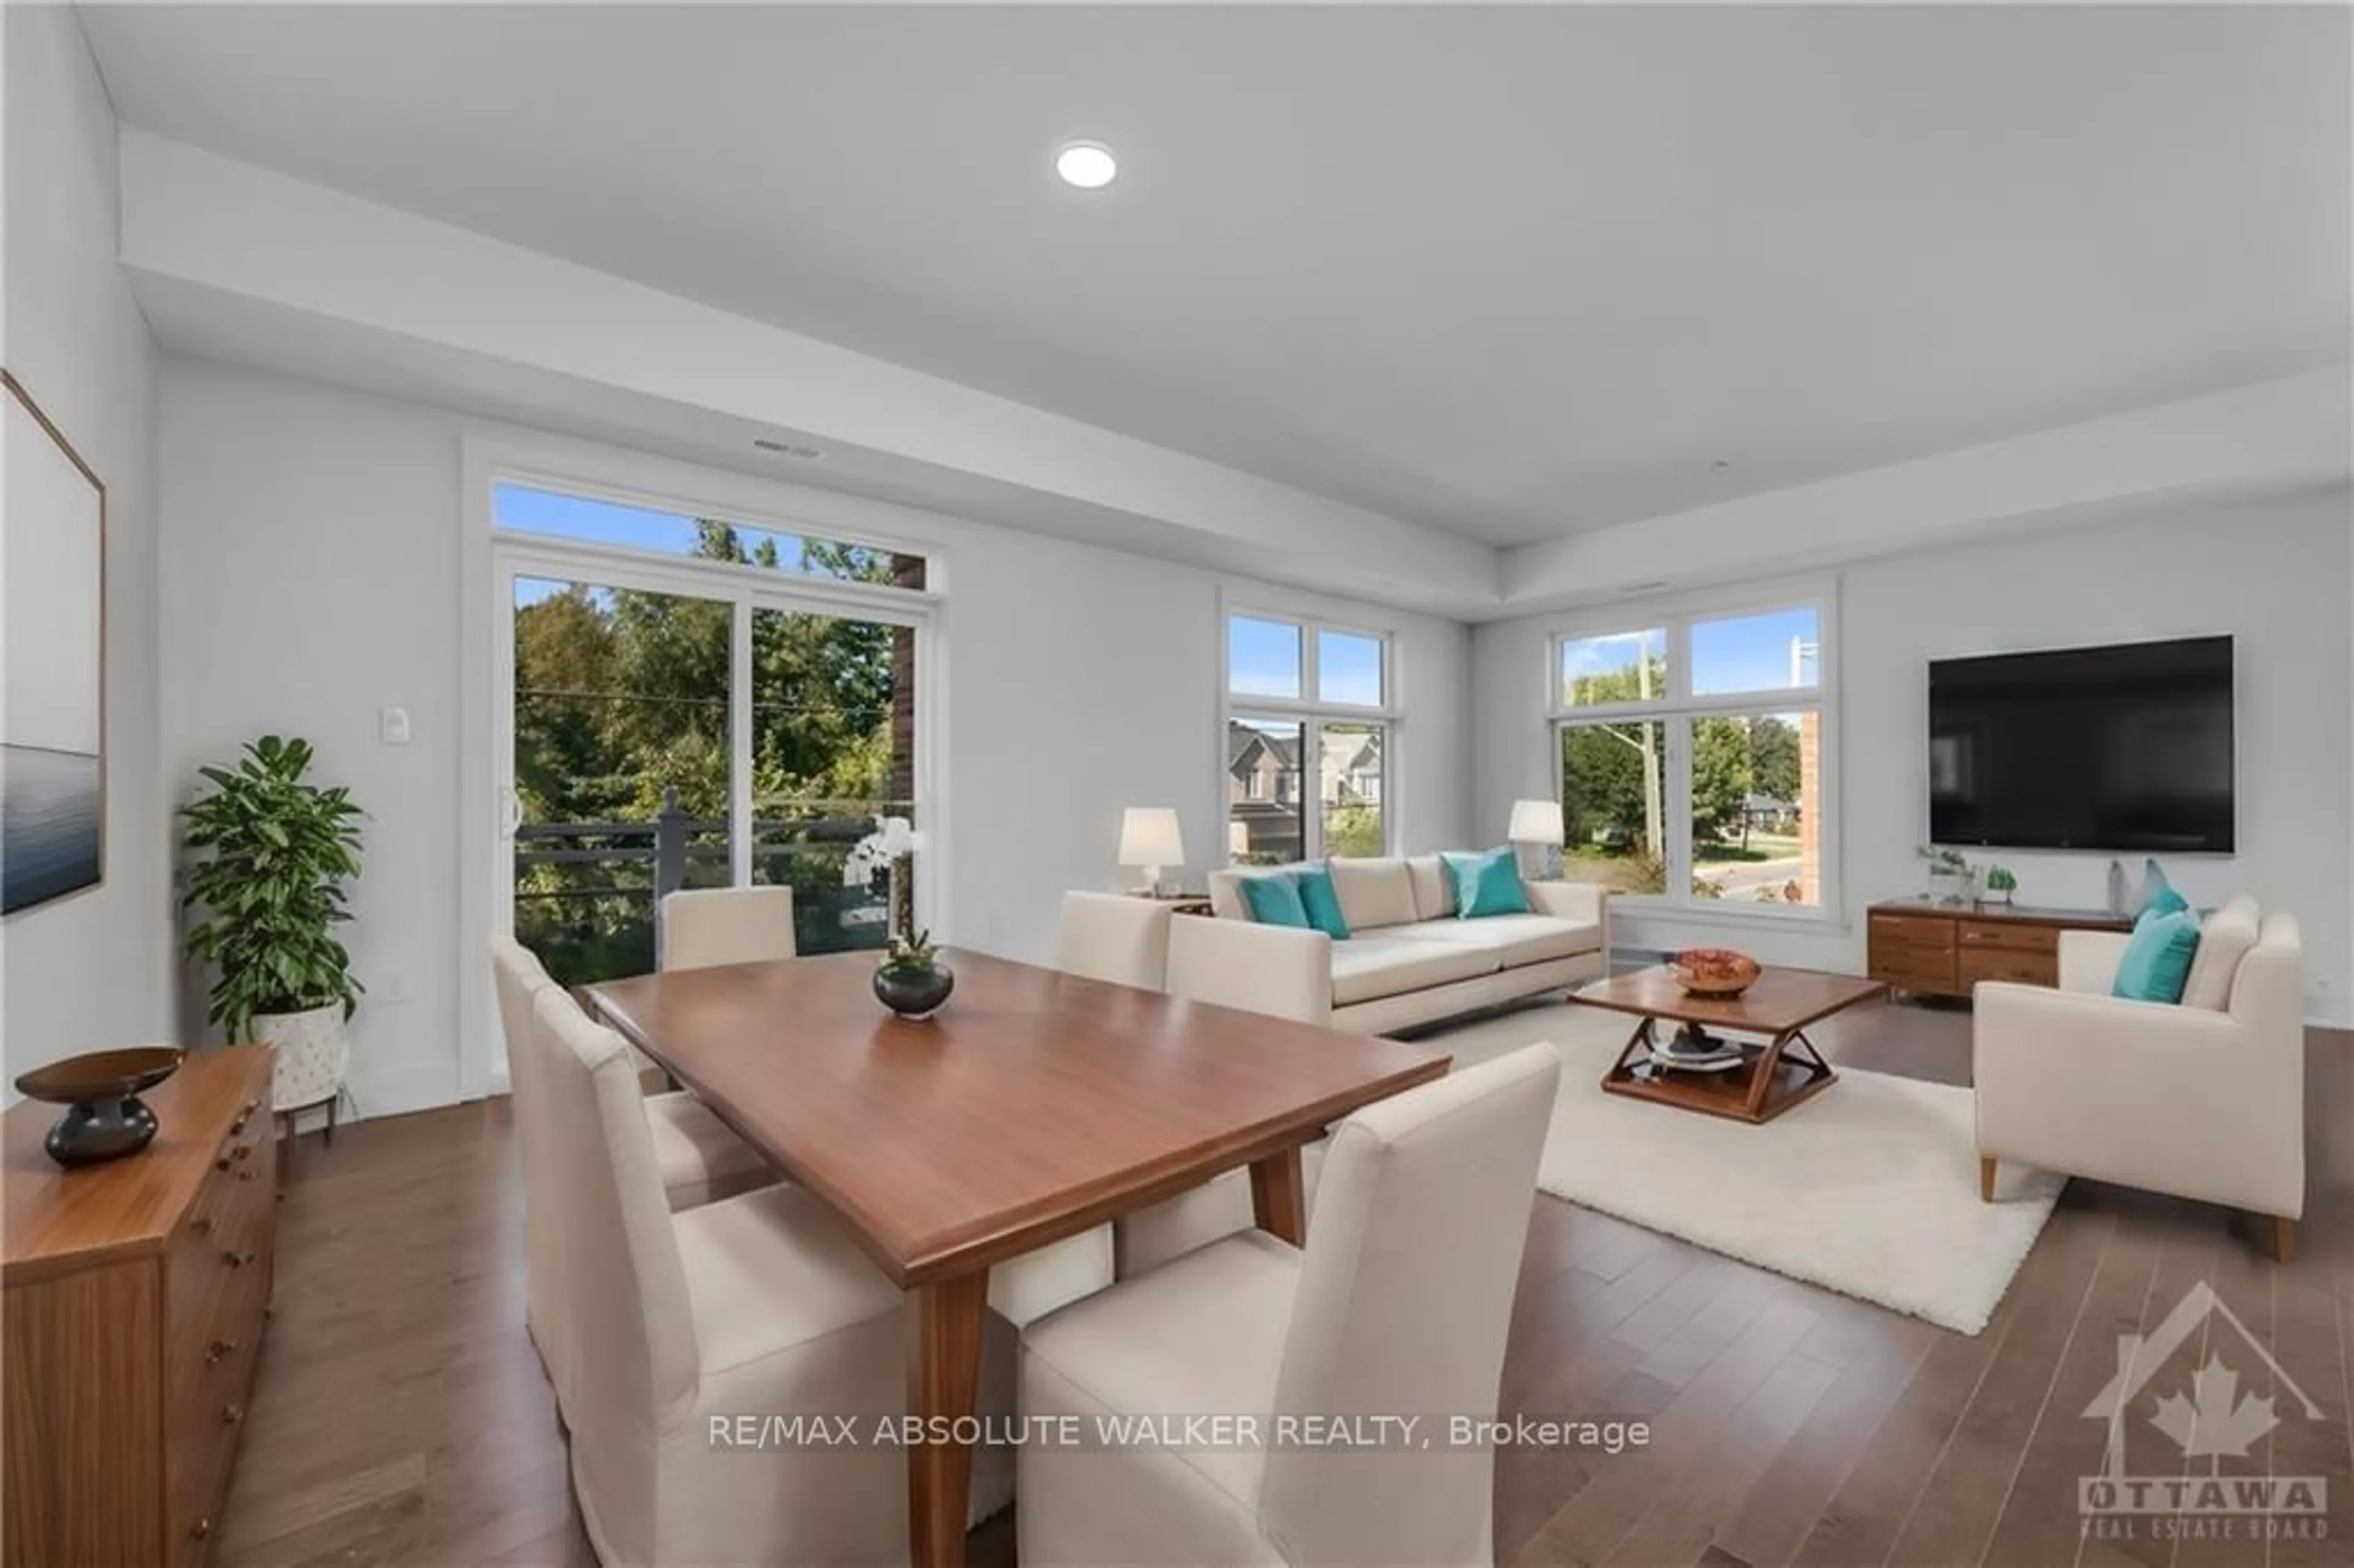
[13,1046,186,1168]
[874,961,955,1020]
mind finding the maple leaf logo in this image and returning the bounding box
[2149,1355,2278,1467]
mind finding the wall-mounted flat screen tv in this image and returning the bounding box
[1928,635,2235,853]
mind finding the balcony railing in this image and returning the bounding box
[512,789,911,987]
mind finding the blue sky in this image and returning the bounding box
[501,483,1809,702]
[1563,608,1819,699]
[1230,617,1384,706]
[500,484,814,604]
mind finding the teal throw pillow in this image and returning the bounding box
[2113,908,2201,1004]
[1239,873,1310,928]
[1441,847,1530,919]
[1290,864,1352,941]
[2138,859,2189,921]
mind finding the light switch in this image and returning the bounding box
[379,706,411,745]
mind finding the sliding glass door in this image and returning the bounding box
[493,485,929,986]
[747,603,915,958]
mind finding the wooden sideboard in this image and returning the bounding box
[1867,897,2133,999]
[4,1046,276,1566]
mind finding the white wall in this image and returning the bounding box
[1,6,170,1075]
[1474,487,2354,1020]
[158,358,1472,1116]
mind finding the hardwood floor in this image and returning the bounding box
[218,1001,2354,1567]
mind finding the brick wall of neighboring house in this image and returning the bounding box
[1798,711,1822,900]
[888,554,925,810]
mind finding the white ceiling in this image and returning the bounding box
[82,4,2350,547]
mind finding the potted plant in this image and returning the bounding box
[845,816,953,1018]
[181,736,365,1119]
[1916,844,1976,906]
[1983,864,2019,905]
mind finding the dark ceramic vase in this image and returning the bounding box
[874,961,954,1020]
[13,1046,185,1168]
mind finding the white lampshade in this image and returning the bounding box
[1119,807,1186,869]
[1507,798,1565,846]
[1228,820,1251,856]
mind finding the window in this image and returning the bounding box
[497,481,931,985]
[494,481,927,589]
[1560,627,1668,707]
[1552,596,1832,915]
[1225,612,1393,864]
[1228,615,1303,701]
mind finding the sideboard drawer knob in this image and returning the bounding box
[206,1338,237,1364]
[232,1143,253,1160]
[219,1402,243,1426]
[191,1517,213,1541]
[191,1215,214,1235]
[215,1157,232,1173]
[223,1249,255,1269]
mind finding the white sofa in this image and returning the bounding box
[1203,854,1610,1034]
[1975,897,2304,1259]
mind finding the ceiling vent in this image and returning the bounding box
[1620,580,1672,595]
[752,438,823,460]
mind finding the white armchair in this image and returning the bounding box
[1974,905,2304,1260]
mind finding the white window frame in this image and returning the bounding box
[1220,605,1399,864]
[1547,581,1841,926]
[459,436,949,1100]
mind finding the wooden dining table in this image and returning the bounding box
[586,948,1448,1568]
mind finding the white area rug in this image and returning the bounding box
[1425,1003,2064,1336]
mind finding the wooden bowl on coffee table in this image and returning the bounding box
[1669,948,1761,998]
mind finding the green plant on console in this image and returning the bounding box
[1984,865,2019,898]
[181,736,366,1041]
[1916,844,1970,875]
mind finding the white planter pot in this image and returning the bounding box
[249,1002,349,1113]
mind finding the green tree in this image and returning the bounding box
[1561,723,1655,845]
[1750,715,1801,804]
[1325,801,1384,858]
[512,585,628,822]
[1691,717,1754,843]
[507,522,923,981]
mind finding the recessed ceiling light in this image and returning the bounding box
[1056,141,1118,189]
[1708,458,1732,471]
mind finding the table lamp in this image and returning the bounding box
[1508,797,1565,880]
[1119,807,1186,894]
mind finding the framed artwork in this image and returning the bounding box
[2,370,106,915]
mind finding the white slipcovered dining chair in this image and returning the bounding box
[1019,1042,1563,1567]
[970,891,1185,1330]
[488,935,568,1391]
[660,885,799,971]
[541,982,774,1216]
[1054,891,1175,989]
[645,886,800,1095]
[492,936,771,1222]
[1117,916,1337,1278]
[490,939,780,1420]
[531,983,913,1566]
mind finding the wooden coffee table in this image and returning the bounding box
[1571,965,1887,1124]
